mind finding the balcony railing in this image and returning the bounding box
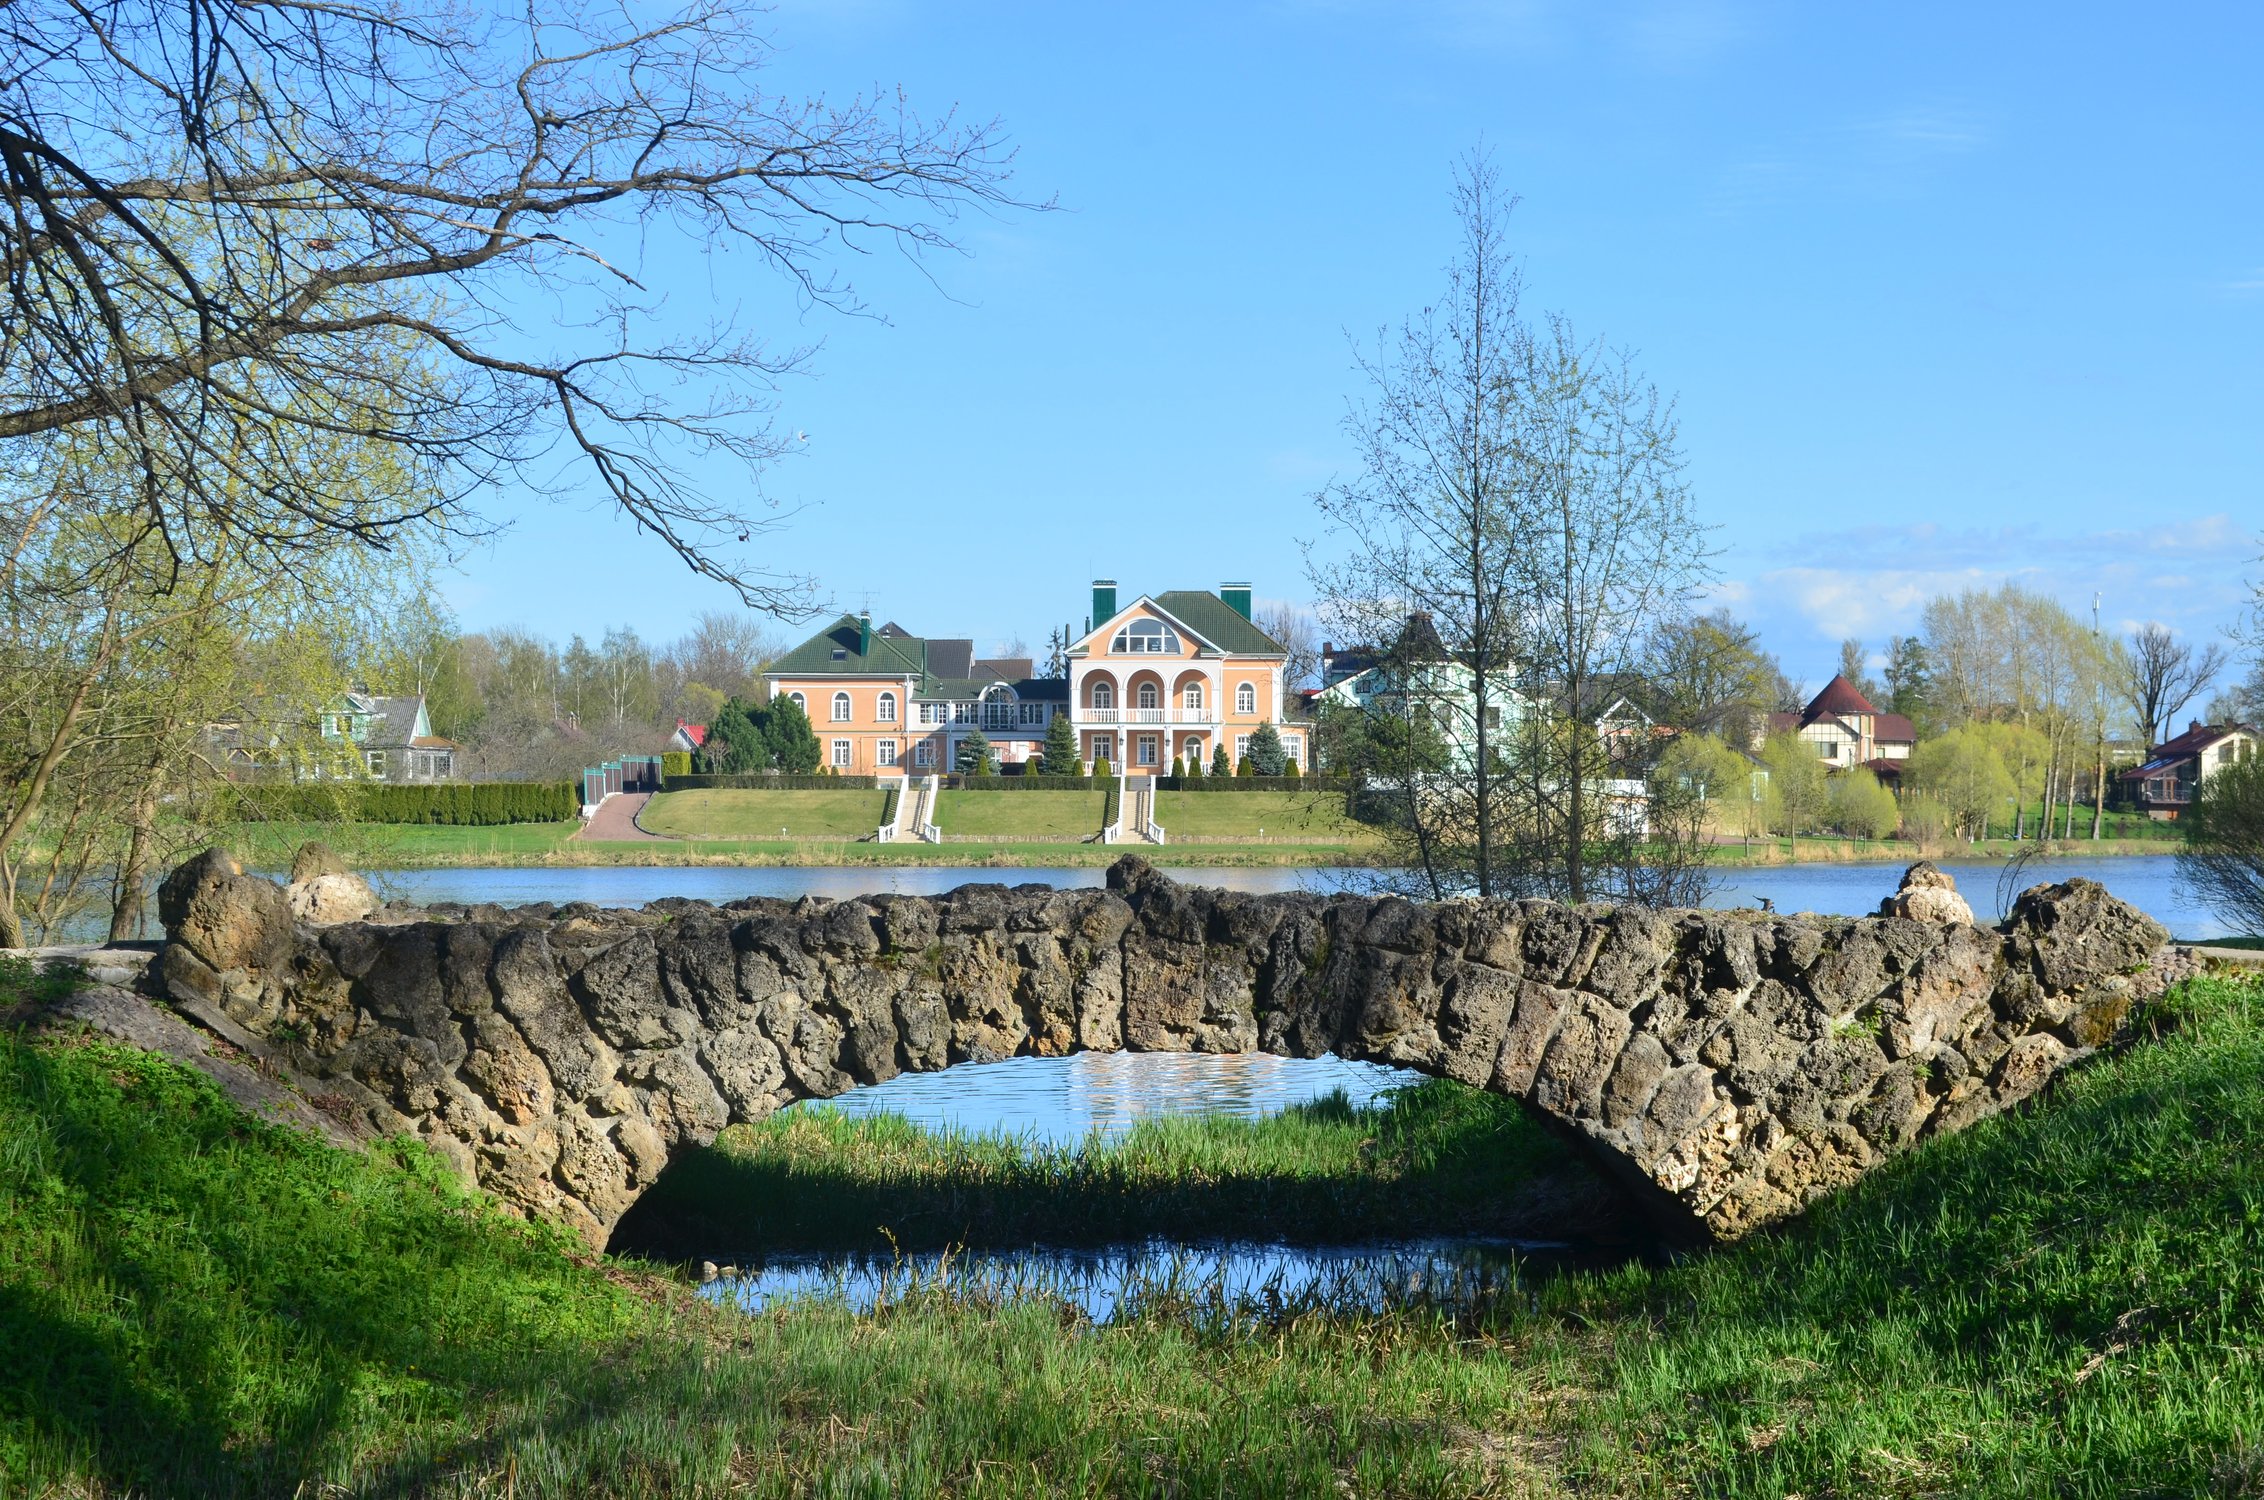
[1080,706,1220,724]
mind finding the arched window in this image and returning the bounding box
[1091,680,1114,711]
[1109,618,1182,655]
[831,692,851,722]
[788,692,806,713]
[877,691,898,722]
[1137,682,1158,709]
[1235,682,1256,715]
[1182,683,1203,711]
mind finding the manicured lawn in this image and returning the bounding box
[639,788,886,839]
[224,818,583,865]
[1155,790,1378,843]
[6,948,2264,1496]
[933,790,1106,838]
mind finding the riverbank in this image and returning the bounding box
[7,952,2262,1496]
[215,817,2179,870]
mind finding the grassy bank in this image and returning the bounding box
[612,1080,1599,1259]
[8,953,2264,1494]
[640,788,887,839]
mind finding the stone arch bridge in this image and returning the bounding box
[147,852,2179,1248]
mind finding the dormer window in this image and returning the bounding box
[1111,619,1181,654]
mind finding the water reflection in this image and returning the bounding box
[786,1051,1420,1148]
[701,1235,1568,1325]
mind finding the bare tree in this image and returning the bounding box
[2119,622,2229,749]
[1255,602,1321,700]
[0,0,1033,606]
[1308,154,1713,905]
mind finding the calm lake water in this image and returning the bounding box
[362,852,2230,938]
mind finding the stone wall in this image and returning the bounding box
[148,850,2182,1248]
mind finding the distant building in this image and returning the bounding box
[1068,580,1296,774]
[1316,612,1528,774]
[669,720,707,755]
[1765,676,1916,779]
[759,615,1068,775]
[214,691,455,782]
[2119,720,2259,819]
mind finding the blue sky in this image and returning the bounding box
[445,1,2264,687]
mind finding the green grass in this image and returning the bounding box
[224,818,584,866]
[613,1080,1590,1259]
[11,952,2264,1495]
[1154,790,1381,844]
[639,788,887,839]
[932,790,1107,838]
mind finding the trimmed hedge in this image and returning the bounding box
[662,773,881,790]
[946,774,1106,791]
[660,750,693,780]
[232,781,578,826]
[1156,776,1352,793]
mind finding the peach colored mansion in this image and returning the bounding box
[757,580,1305,778]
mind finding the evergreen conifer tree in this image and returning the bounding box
[1211,742,1231,777]
[1040,711,1080,776]
[762,694,822,773]
[1247,721,1287,776]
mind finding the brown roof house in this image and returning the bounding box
[1764,676,1917,781]
[2118,720,2259,819]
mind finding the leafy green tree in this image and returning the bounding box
[1039,711,1080,776]
[1759,731,1829,836]
[1828,767,1901,840]
[1908,726,2015,840]
[1659,733,1754,837]
[1883,636,1937,736]
[1650,610,1779,747]
[1246,722,1287,776]
[1210,742,1231,778]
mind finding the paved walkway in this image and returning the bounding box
[576,791,670,842]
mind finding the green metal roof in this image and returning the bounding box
[768,614,928,677]
[1151,591,1285,655]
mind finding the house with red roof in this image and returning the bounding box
[2118,720,2258,819]
[669,720,708,754]
[1764,675,1918,779]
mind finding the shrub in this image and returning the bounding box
[231,781,579,826]
[1236,753,1256,778]
[1092,754,1113,780]
[2180,752,2264,937]
[1211,742,1231,777]
[1039,712,1080,776]
[660,750,693,780]
[1828,767,1901,840]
